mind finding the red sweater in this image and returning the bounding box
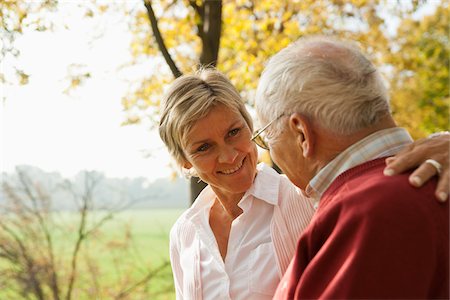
[274,158,449,299]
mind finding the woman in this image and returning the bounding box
[159,68,448,299]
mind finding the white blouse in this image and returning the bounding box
[169,163,315,300]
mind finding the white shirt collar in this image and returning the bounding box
[185,162,280,220]
[244,162,280,206]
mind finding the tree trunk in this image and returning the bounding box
[199,0,222,66]
[190,179,207,204]
[189,0,222,204]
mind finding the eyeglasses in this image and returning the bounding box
[251,114,285,150]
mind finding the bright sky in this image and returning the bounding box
[1,3,173,180]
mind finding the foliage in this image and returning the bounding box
[0,0,99,90]
[1,0,57,85]
[387,1,449,138]
[123,0,447,138]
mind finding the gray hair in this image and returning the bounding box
[159,68,253,170]
[255,35,390,136]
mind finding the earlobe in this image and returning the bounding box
[301,134,309,157]
[183,161,193,169]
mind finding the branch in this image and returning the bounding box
[278,4,295,34]
[65,173,95,300]
[189,0,202,16]
[16,170,60,299]
[0,221,45,300]
[114,260,171,299]
[189,0,204,40]
[143,0,182,78]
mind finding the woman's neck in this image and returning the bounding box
[213,192,244,220]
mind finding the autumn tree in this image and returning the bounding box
[387,1,449,138]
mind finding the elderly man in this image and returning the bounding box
[254,36,449,299]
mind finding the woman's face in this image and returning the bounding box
[183,104,258,197]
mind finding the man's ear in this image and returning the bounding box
[288,113,314,158]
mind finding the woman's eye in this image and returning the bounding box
[197,143,210,152]
[228,128,240,137]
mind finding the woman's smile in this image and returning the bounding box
[218,157,246,175]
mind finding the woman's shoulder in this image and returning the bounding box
[170,185,214,237]
[169,208,198,248]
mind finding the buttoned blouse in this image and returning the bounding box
[169,163,315,300]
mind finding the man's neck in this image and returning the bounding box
[312,115,397,173]
[304,125,412,202]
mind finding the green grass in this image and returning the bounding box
[0,208,184,300]
[98,209,182,264]
[94,209,184,299]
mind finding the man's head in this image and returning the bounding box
[255,35,394,188]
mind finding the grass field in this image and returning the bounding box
[99,208,185,299]
[0,208,185,300]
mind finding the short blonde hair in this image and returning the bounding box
[256,35,390,136]
[159,68,253,169]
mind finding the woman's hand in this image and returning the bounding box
[384,132,449,202]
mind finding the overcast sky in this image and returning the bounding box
[1,3,173,181]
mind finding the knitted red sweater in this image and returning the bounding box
[274,158,449,299]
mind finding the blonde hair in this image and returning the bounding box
[159,68,253,170]
[256,35,390,136]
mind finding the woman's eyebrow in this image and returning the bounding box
[188,120,243,147]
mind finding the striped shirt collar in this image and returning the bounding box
[305,127,413,207]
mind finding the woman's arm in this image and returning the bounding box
[384,132,449,202]
[169,226,185,299]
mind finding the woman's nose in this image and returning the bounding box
[217,145,238,164]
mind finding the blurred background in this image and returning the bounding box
[1,0,448,299]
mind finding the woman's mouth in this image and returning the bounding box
[218,158,245,175]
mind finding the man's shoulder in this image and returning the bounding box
[308,159,447,249]
[319,158,440,219]
[327,158,435,198]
